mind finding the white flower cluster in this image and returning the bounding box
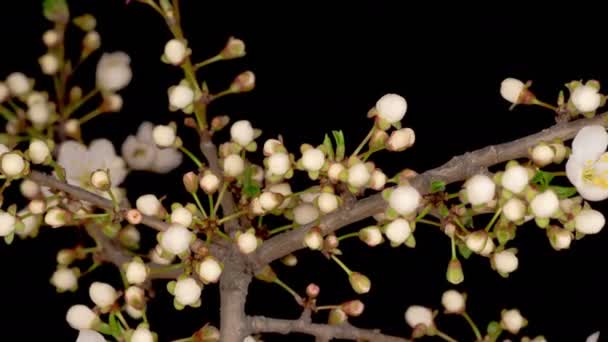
[122,121,183,174]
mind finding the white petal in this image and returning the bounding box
[136,122,154,143]
[88,139,117,166]
[57,141,88,181]
[586,331,600,342]
[566,156,584,188]
[152,148,183,173]
[108,156,128,185]
[571,125,608,162]
[577,182,608,201]
[76,330,106,342]
[121,136,157,170]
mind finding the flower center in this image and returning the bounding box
[583,159,608,189]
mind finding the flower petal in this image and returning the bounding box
[121,136,157,170]
[88,139,117,168]
[571,125,608,162]
[136,121,154,144]
[152,148,183,173]
[566,156,584,188]
[108,156,128,186]
[57,141,88,182]
[76,329,106,342]
[586,331,600,342]
[576,182,608,201]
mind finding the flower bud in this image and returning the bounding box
[369,169,387,190]
[441,290,465,314]
[221,37,246,59]
[6,72,31,96]
[57,249,76,266]
[267,152,290,177]
[125,286,145,309]
[306,283,320,298]
[90,169,110,191]
[43,29,60,47]
[182,171,199,193]
[237,230,258,254]
[195,324,220,342]
[387,128,415,151]
[384,219,412,245]
[199,171,220,194]
[548,226,572,251]
[328,308,347,325]
[328,163,345,183]
[169,84,194,110]
[27,102,50,127]
[259,191,283,212]
[503,197,526,222]
[304,227,323,250]
[66,305,98,330]
[293,203,319,225]
[349,272,371,294]
[359,226,383,247]
[375,93,407,124]
[347,162,371,188]
[197,256,223,284]
[45,207,69,228]
[230,120,255,146]
[492,250,519,275]
[530,190,559,218]
[0,212,16,237]
[89,282,118,310]
[575,209,605,234]
[164,39,187,65]
[174,277,202,306]
[341,300,365,317]
[160,224,194,255]
[39,53,60,75]
[501,165,529,194]
[51,267,78,292]
[136,194,162,217]
[223,154,245,177]
[500,78,533,104]
[1,152,26,178]
[281,254,298,267]
[131,326,154,342]
[571,84,601,113]
[28,139,50,164]
[125,259,148,285]
[96,52,132,92]
[465,230,490,254]
[152,124,176,147]
[126,209,143,225]
[501,309,527,334]
[404,305,434,330]
[531,144,554,167]
[446,259,464,285]
[171,207,193,227]
[317,193,338,214]
[83,31,101,53]
[230,71,255,93]
[210,115,230,131]
[465,174,496,205]
[64,119,81,138]
[550,142,568,164]
[388,185,421,215]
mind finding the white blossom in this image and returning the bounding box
[66,305,98,330]
[500,78,525,104]
[152,124,176,147]
[224,154,245,177]
[388,185,421,215]
[293,203,319,225]
[171,207,193,227]
[465,174,496,205]
[169,84,194,109]
[384,219,411,245]
[575,209,605,234]
[501,309,526,334]
[301,148,325,171]
[501,165,529,194]
[376,93,407,124]
[441,290,465,313]
[530,190,559,218]
[571,85,601,113]
[126,260,148,285]
[160,224,194,255]
[174,277,202,306]
[89,282,118,309]
[347,162,370,188]
[96,52,132,92]
[566,125,608,201]
[197,256,222,283]
[164,39,187,65]
[122,122,182,174]
[230,120,255,146]
[404,305,434,329]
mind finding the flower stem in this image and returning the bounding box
[179,146,203,168]
[208,194,215,218]
[415,205,432,221]
[331,254,352,276]
[453,217,470,234]
[149,263,184,275]
[315,305,339,311]
[352,126,376,157]
[337,232,360,241]
[268,223,294,235]
[273,278,302,302]
[447,192,460,200]
[63,88,100,118]
[451,235,457,260]
[107,189,119,211]
[552,171,567,177]
[114,310,130,330]
[214,229,231,241]
[191,192,208,219]
[78,107,103,125]
[80,262,101,276]
[194,54,223,71]
[213,183,228,215]
[171,338,193,342]
[0,105,16,121]
[418,218,442,227]
[484,207,502,232]
[533,99,558,111]
[434,329,458,342]
[73,212,111,220]
[218,210,247,225]
[361,146,386,162]
[462,311,482,341]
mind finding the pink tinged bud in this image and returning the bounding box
[306,283,320,298]
[195,324,220,341]
[387,128,416,151]
[230,71,255,93]
[304,227,323,250]
[369,169,387,190]
[126,209,143,225]
[324,234,339,250]
[221,37,246,59]
[211,115,230,131]
[183,171,199,193]
[359,226,383,247]
[328,308,347,325]
[349,272,371,294]
[446,259,464,285]
[199,171,220,194]
[341,300,365,317]
[328,163,345,183]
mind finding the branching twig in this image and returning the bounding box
[248,316,409,342]
[251,113,608,270]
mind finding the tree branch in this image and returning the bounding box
[251,113,608,270]
[248,316,409,342]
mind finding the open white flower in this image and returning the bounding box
[566,125,608,201]
[122,121,183,174]
[56,139,127,200]
[96,52,132,92]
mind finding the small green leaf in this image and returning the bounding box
[457,241,472,259]
[438,203,450,218]
[332,130,345,161]
[98,323,112,335]
[323,134,335,160]
[550,185,577,199]
[430,180,446,193]
[109,312,121,336]
[530,170,554,189]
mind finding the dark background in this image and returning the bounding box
[0,1,607,341]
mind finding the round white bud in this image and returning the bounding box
[42,30,60,47]
[376,93,407,124]
[131,327,154,342]
[45,208,68,228]
[83,31,101,51]
[171,207,193,227]
[347,163,371,188]
[571,85,601,113]
[28,139,50,164]
[301,148,325,171]
[126,260,148,285]
[28,199,46,215]
[174,278,202,305]
[152,125,176,147]
[575,209,605,234]
[197,256,222,283]
[502,165,529,194]
[501,309,526,334]
[237,231,258,254]
[263,138,282,156]
[370,169,387,190]
[531,144,554,167]
[51,268,78,291]
[169,84,194,109]
[66,305,98,330]
[503,197,526,222]
[104,93,123,112]
[90,169,110,190]
[493,250,519,274]
[404,305,433,329]
[64,119,80,136]
[0,212,16,237]
[223,154,245,177]
[304,229,323,250]
[500,78,525,104]
[328,163,345,182]
[317,193,339,213]
[20,180,40,199]
[259,191,282,211]
[1,152,25,178]
[388,185,421,215]
[27,102,50,126]
[441,290,465,313]
[96,52,132,92]
[387,128,415,151]
[76,330,105,342]
[530,190,559,218]
[200,172,220,193]
[161,224,193,255]
[89,282,118,309]
[136,194,161,216]
[125,305,144,319]
[465,174,496,205]
[384,219,411,245]
[465,231,489,254]
[230,120,255,146]
[164,39,187,65]
[359,226,383,247]
[293,203,319,225]
[39,53,60,75]
[268,152,290,176]
[552,229,572,250]
[6,72,30,96]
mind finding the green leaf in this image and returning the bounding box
[530,170,554,190]
[323,134,335,160]
[332,130,345,161]
[43,0,69,23]
[109,312,121,337]
[457,241,472,259]
[430,180,446,193]
[550,185,577,199]
[241,165,261,198]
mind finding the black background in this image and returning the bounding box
[0,1,607,341]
